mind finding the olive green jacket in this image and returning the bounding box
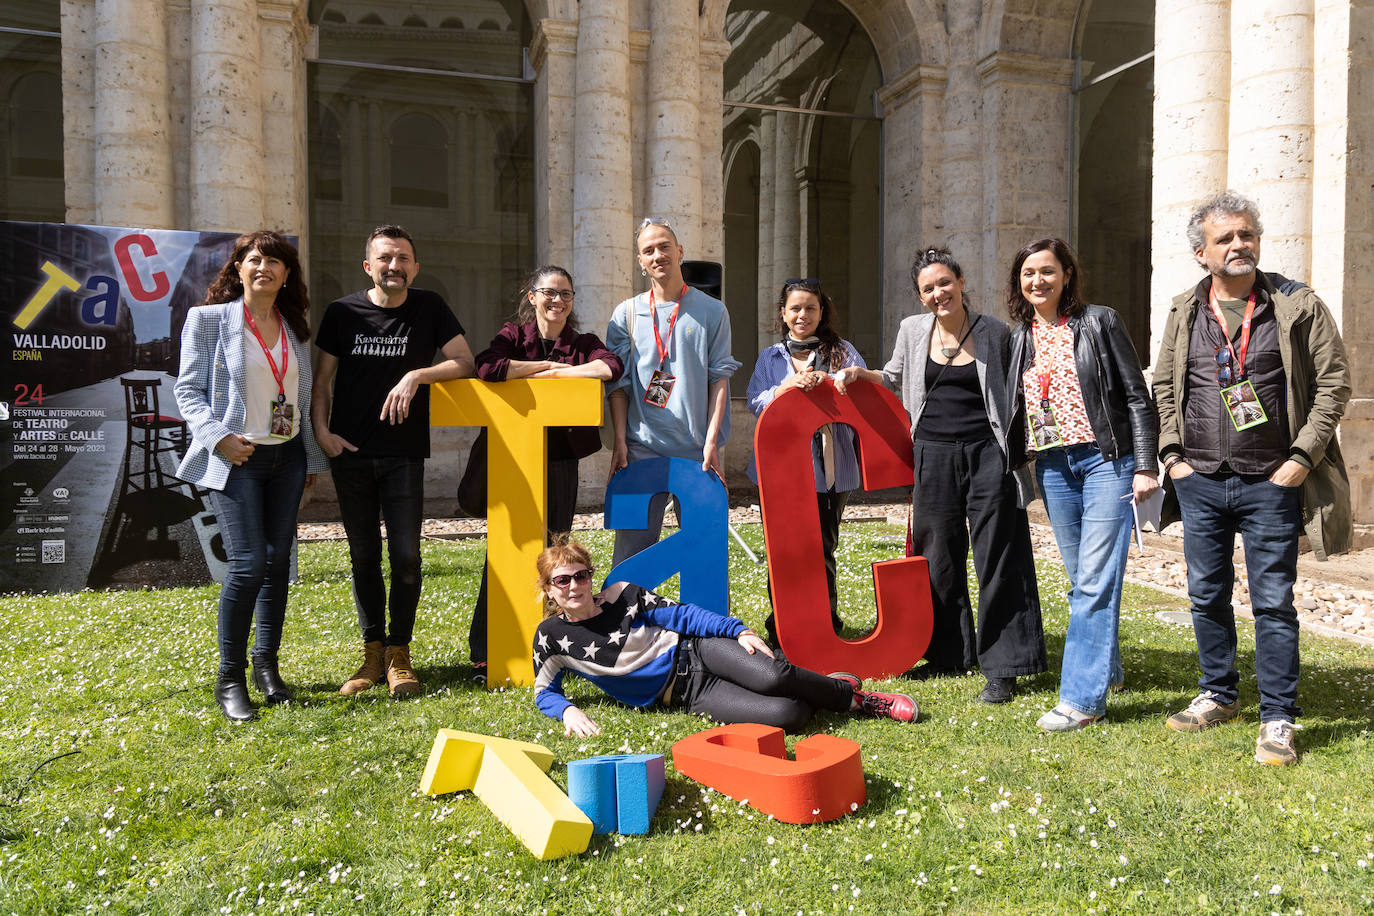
[1153,272,1352,559]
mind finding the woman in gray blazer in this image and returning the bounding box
[175,231,327,722]
[837,247,1045,703]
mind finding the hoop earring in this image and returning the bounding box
[641,268,648,277]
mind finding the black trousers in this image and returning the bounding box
[674,636,854,733]
[764,488,850,643]
[911,438,1046,677]
[468,456,580,662]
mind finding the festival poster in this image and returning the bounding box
[1,221,242,593]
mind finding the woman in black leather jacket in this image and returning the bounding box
[1006,238,1158,732]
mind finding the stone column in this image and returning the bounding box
[572,0,633,331]
[1229,0,1314,280]
[755,108,776,342]
[698,37,731,263]
[258,0,308,235]
[190,0,264,231]
[977,52,1074,317]
[645,0,702,254]
[877,64,947,350]
[1150,0,1230,358]
[939,1,985,299]
[92,0,175,227]
[531,19,579,267]
[59,0,96,223]
[1314,0,1374,523]
[770,106,800,293]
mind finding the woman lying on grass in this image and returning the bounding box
[531,538,918,735]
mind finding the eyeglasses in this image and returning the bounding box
[534,287,575,302]
[639,216,673,231]
[785,277,820,287]
[549,568,594,589]
[1214,346,1235,387]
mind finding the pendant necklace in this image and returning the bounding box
[938,313,971,359]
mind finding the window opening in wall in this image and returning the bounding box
[1,1,64,222]
[1072,0,1154,362]
[307,1,534,353]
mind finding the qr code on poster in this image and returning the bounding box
[41,539,65,564]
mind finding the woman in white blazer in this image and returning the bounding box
[175,230,327,722]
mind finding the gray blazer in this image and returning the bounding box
[174,299,328,490]
[880,309,1033,506]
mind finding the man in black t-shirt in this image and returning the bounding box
[312,225,474,699]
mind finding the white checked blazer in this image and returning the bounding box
[173,298,328,490]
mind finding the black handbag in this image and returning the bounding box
[456,428,487,518]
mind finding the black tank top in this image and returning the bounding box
[914,356,994,442]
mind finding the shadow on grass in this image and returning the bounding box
[1036,625,1374,742]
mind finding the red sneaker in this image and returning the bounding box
[856,689,919,723]
[828,672,862,691]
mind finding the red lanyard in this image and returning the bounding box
[1207,284,1258,381]
[649,283,686,366]
[243,303,288,400]
[1032,315,1068,406]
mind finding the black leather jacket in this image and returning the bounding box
[1008,304,1158,471]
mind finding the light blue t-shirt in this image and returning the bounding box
[606,286,740,460]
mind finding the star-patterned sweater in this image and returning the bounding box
[532,584,746,721]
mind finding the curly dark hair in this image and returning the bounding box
[910,246,976,312]
[201,230,310,342]
[773,278,848,372]
[1007,237,1084,326]
[514,264,578,331]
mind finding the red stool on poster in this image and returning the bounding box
[120,377,189,496]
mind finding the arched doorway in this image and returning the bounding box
[1073,0,1154,360]
[721,0,883,389]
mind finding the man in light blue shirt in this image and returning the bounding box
[606,218,740,566]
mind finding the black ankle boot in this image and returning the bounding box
[251,653,293,704]
[216,670,257,722]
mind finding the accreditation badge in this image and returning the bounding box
[1029,404,1064,451]
[1221,380,1268,431]
[643,369,676,408]
[268,400,296,439]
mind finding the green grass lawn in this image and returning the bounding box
[1,523,1372,915]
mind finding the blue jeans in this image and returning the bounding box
[1173,470,1302,723]
[330,456,424,646]
[206,437,306,675]
[1036,444,1133,717]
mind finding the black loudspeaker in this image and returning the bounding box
[681,260,723,302]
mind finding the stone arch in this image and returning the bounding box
[702,0,946,77]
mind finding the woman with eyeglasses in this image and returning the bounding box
[745,278,866,645]
[532,538,918,736]
[835,247,1046,704]
[466,266,624,671]
[1006,238,1158,732]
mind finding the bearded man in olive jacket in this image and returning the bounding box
[1152,190,1350,768]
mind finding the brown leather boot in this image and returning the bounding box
[339,641,384,696]
[385,644,421,699]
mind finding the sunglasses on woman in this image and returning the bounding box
[550,568,595,589]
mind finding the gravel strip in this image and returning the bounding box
[298,501,1374,647]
